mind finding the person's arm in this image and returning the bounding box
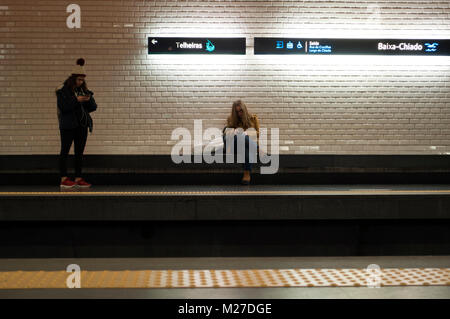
[253,115,260,139]
[56,89,79,114]
[252,114,260,145]
[84,91,97,113]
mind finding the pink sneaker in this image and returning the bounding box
[75,178,92,188]
[60,178,76,189]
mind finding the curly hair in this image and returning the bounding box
[63,75,89,93]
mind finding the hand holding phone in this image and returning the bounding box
[76,95,90,102]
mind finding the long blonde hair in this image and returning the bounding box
[227,100,253,130]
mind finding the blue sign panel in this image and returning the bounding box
[254,38,450,55]
[148,37,246,55]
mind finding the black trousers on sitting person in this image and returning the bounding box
[59,125,88,178]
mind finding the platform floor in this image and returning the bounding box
[1,184,450,196]
[0,256,449,299]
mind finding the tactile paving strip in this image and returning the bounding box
[2,189,450,196]
[0,268,448,289]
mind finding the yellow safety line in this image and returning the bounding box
[1,189,450,196]
[0,268,448,289]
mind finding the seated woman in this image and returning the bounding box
[224,100,260,185]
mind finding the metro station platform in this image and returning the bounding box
[1,155,449,258]
[0,184,449,258]
[1,184,450,221]
[0,256,449,299]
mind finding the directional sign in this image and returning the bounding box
[254,38,450,55]
[148,37,246,54]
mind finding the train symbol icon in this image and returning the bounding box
[424,43,438,52]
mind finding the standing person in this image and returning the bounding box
[224,100,260,185]
[56,58,97,189]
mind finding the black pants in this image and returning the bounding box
[59,126,88,177]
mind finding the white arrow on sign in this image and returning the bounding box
[151,39,158,45]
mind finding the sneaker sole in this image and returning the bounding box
[60,185,76,189]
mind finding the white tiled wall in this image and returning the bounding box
[0,0,449,154]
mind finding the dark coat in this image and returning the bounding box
[56,84,97,131]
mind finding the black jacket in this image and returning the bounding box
[56,84,97,131]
